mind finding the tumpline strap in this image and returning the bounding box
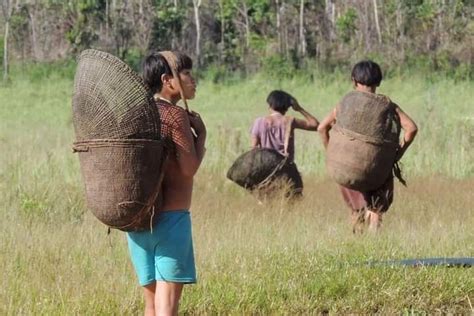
[393,161,407,187]
[159,51,190,113]
[283,116,294,157]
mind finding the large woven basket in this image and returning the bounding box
[73,140,166,231]
[327,125,398,191]
[72,49,160,140]
[72,49,166,231]
[227,148,303,194]
[326,91,400,191]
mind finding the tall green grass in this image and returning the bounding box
[0,71,473,313]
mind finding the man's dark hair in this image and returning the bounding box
[351,60,383,87]
[142,51,193,93]
[266,90,296,114]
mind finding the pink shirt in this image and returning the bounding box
[251,114,295,161]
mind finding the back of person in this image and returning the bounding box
[326,90,402,191]
[337,90,400,143]
[251,90,319,158]
[251,113,295,161]
[318,60,418,233]
[247,90,319,195]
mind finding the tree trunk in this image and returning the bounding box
[395,1,404,57]
[3,17,9,82]
[325,0,335,41]
[2,0,13,82]
[28,6,39,61]
[242,1,250,48]
[192,0,201,66]
[363,0,371,52]
[105,0,109,38]
[219,0,224,64]
[276,0,282,54]
[282,2,288,59]
[372,0,382,44]
[171,0,178,50]
[299,0,306,58]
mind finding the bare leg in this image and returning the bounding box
[351,209,366,234]
[154,281,184,316]
[366,210,382,232]
[143,282,156,316]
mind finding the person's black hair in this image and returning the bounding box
[142,51,193,93]
[266,90,296,114]
[351,60,383,87]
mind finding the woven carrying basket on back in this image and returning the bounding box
[72,49,160,140]
[227,148,303,194]
[326,91,401,191]
[73,140,166,231]
[72,49,166,231]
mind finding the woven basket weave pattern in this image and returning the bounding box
[72,49,166,231]
[327,91,400,191]
[72,49,160,140]
[227,148,302,193]
[73,139,165,231]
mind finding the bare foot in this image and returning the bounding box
[351,209,366,234]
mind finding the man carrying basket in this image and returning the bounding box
[318,60,418,233]
[126,51,206,316]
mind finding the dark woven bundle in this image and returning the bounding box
[327,91,401,191]
[72,49,166,231]
[227,148,303,194]
[72,49,160,140]
[73,140,166,231]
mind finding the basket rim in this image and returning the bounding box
[77,49,151,96]
[73,138,165,144]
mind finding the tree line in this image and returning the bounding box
[1,0,473,81]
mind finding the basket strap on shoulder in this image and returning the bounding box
[283,116,294,157]
[159,51,190,113]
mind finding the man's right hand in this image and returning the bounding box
[188,111,206,136]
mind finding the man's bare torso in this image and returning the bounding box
[156,100,195,212]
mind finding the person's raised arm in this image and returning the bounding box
[317,108,337,149]
[250,118,261,149]
[291,99,319,131]
[395,105,418,161]
[172,110,206,177]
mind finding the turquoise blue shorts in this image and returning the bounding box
[126,210,196,286]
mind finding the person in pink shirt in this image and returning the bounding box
[250,90,319,194]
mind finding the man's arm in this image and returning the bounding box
[250,118,261,148]
[188,111,207,162]
[251,136,260,148]
[291,100,319,131]
[317,108,337,149]
[172,110,206,177]
[395,105,418,161]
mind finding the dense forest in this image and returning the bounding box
[1,0,473,79]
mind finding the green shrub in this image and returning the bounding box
[261,55,296,80]
[25,60,76,82]
[336,8,358,43]
[123,49,144,72]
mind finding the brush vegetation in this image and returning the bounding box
[0,69,473,314]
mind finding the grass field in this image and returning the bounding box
[1,70,473,314]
